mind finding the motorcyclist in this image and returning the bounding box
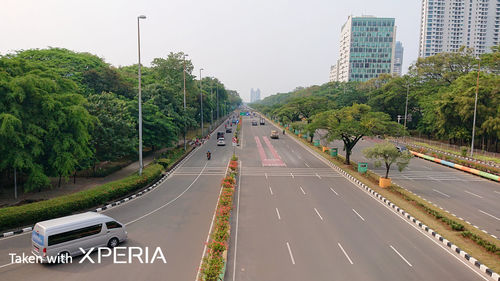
[283,129,285,135]
[207,150,211,160]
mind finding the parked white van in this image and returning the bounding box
[31,212,127,263]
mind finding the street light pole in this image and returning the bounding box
[216,83,219,122]
[183,54,189,151]
[137,15,146,176]
[404,83,409,129]
[211,85,214,128]
[470,59,480,157]
[199,68,204,137]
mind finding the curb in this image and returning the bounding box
[0,145,199,239]
[261,113,500,281]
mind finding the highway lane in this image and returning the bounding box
[226,115,489,281]
[0,118,235,281]
[323,137,500,239]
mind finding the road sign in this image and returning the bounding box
[232,137,237,146]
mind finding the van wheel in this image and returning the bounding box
[107,237,119,248]
[58,251,70,263]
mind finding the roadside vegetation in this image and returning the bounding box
[0,48,242,195]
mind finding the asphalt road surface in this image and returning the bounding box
[0,118,234,281]
[319,135,500,240]
[226,115,490,281]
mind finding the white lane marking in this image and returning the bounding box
[276,208,282,220]
[494,191,500,195]
[286,242,296,265]
[432,189,451,198]
[314,208,324,221]
[479,209,500,221]
[279,127,489,281]
[0,262,14,269]
[127,162,208,227]
[196,161,228,280]
[464,190,483,199]
[269,185,274,195]
[265,172,268,179]
[232,161,242,281]
[299,186,306,195]
[316,173,322,179]
[352,209,365,221]
[290,172,294,178]
[338,243,353,265]
[390,245,413,267]
[330,187,339,196]
[305,162,310,167]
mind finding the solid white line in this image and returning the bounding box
[464,190,483,199]
[314,208,324,221]
[126,162,208,226]
[269,185,274,195]
[316,173,322,179]
[276,208,281,220]
[299,186,306,195]
[232,161,242,281]
[479,209,500,221]
[432,189,451,198]
[0,262,14,269]
[330,187,339,196]
[352,209,365,221]
[390,245,413,267]
[494,190,500,195]
[286,242,296,265]
[338,243,353,265]
[305,162,310,167]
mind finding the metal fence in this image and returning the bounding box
[405,136,500,159]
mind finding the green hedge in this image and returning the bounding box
[0,164,163,231]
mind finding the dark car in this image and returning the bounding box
[396,145,408,153]
[252,121,258,126]
[226,128,232,133]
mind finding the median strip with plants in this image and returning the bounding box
[263,113,500,277]
[199,155,238,281]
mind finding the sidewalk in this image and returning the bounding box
[0,151,161,207]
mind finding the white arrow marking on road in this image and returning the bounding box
[390,245,413,267]
[432,189,451,198]
[338,243,353,265]
[464,190,483,199]
[286,242,296,265]
[352,209,365,221]
[479,209,500,221]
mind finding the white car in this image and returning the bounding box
[217,138,226,146]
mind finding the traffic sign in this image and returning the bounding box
[232,137,237,146]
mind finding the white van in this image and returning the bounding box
[31,212,127,263]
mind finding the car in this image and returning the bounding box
[217,138,226,146]
[270,130,279,139]
[252,121,258,126]
[396,145,408,153]
[226,128,232,133]
[217,131,225,139]
[259,119,265,125]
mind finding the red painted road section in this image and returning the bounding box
[255,136,286,167]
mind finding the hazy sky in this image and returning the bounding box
[1,0,421,102]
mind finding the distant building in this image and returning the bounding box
[337,15,397,82]
[418,0,500,58]
[250,88,261,103]
[393,41,404,76]
[329,60,340,82]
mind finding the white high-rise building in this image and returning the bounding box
[419,0,500,58]
[250,88,261,103]
[329,61,340,82]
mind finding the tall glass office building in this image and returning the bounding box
[336,16,396,82]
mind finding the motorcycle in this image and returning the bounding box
[207,152,211,160]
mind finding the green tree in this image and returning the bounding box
[363,142,412,179]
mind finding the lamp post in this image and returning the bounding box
[199,68,204,137]
[137,15,146,176]
[470,59,480,157]
[210,85,214,129]
[216,83,219,122]
[183,54,189,151]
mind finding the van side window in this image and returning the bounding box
[106,221,122,229]
[48,224,102,246]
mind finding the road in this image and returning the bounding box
[226,115,490,281]
[0,118,234,281]
[319,135,500,240]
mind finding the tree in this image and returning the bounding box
[315,104,404,165]
[363,142,412,179]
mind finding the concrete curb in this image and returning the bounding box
[261,114,500,281]
[0,145,199,239]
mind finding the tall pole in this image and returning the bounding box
[403,83,409,142]
[183,54,188,151]
[216,83,219,122]
[137,15,146,176]
[200,68,204,137]
[470,59,480,157]
[211,86,214,128]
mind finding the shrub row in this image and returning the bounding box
[199,156,238,281]
[0,164,163,231]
